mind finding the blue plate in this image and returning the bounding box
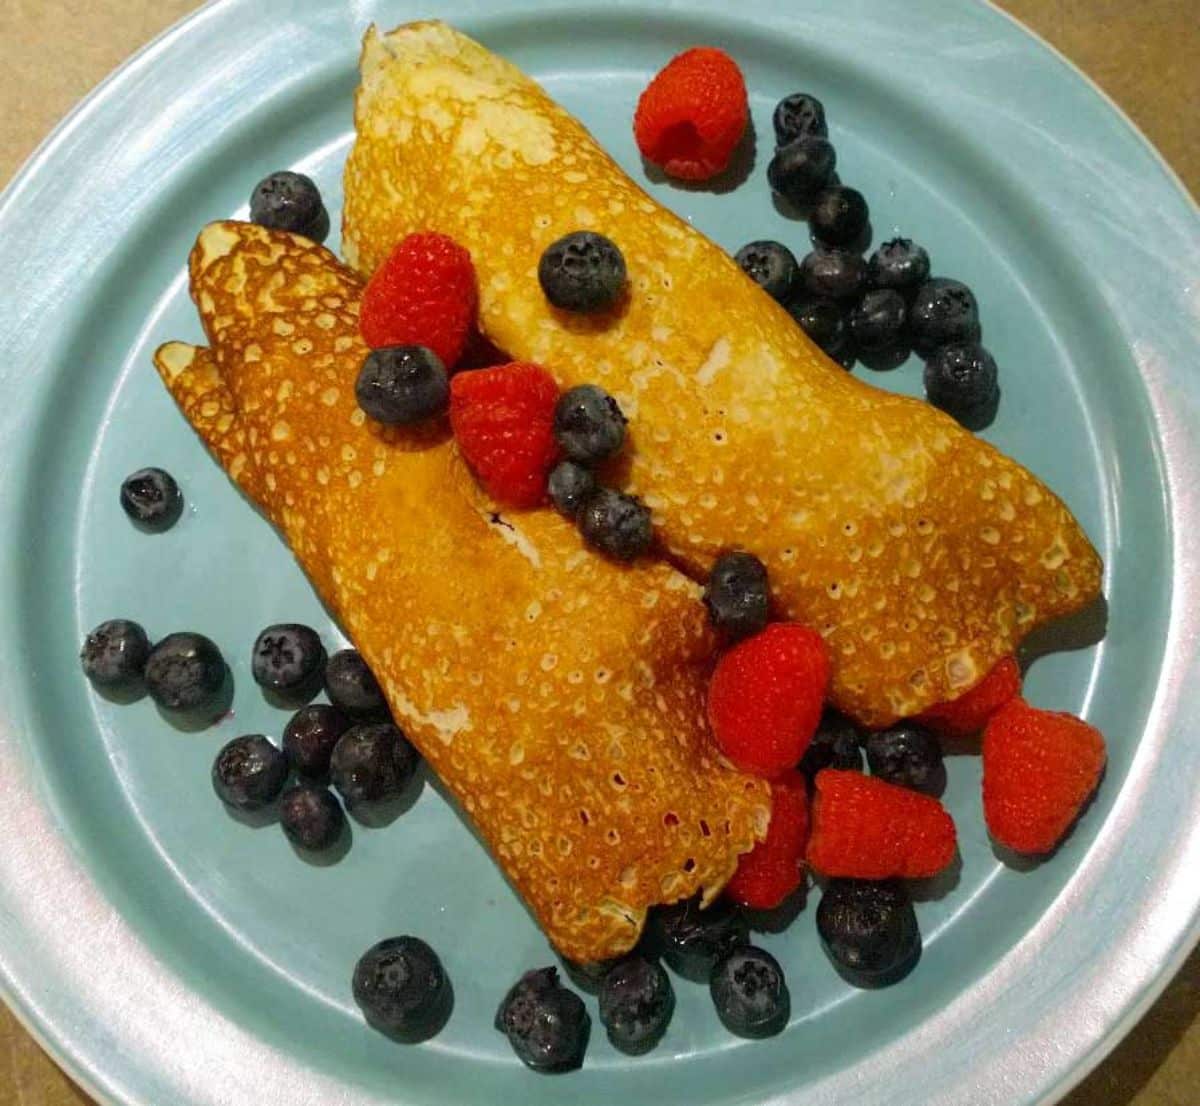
[1,2,1198,1104]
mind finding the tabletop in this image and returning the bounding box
[0,2,1197,1104]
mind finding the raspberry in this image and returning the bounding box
[360,232,477,368]
[634,47,748,182]
[449,363,561,509]
[918,655,1021,739]
[807,770,957,880]
[982,699,1106,855]
[725,770,808,910]
[706,623,830,778]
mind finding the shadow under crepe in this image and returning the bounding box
[1018,592,1109,673]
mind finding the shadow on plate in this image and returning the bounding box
[1019,593,1109,673]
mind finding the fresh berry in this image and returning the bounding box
[982,699,1106,854]
[547,461,595,518]
[767,137,837,206]
[919,655,1022,739]
[212,734,288,812]
[330,722,418,811]
[80,618,151,692]
[249,171,328,242]
[867,238,930,294]
[772,92,828,146]
[119,467,183,532]
[359,232,477,368]
[449,363,561,509]
[144,631,225,712]
[251,623,325,700]
[734,241,799,304]
[710,946,789,1038]
[355,345,449,425]
[578,488,653,561]
[725,770,809,909]
[865,723,944,794]
[324,649,389,720]
[538,232,627,313]
[789,297,849,358]
[707,622,830,778]
[647,895,748,982]
[354,936,452,1042]
[495,967,590,1072]
[924,341,999,422]
[850,289,907,352]
[817,879,920,986]
[799,248,868,302]
[282,703,352,778]
[809,186,869,247]
[807,769,957,879]
[799,710,864,776]
[634,47,748,181]
[598,956,674,1054]
[909,278,981,354]
[279,784,345,850]
[703,551,770,640]
[553,384,627,463]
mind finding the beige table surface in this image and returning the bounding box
[1,2,1197,1104]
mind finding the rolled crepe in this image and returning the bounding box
[343,21,1103,727]
[154,222,769,963]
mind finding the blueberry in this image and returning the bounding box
[772,93,828,146]
[703,551,769,640]
[495,967,590,1072]
[355,345,449,425]
[119,467,183,532]
[282,703,352,779]
[923,341,999,422]
[212,734,288,812]
[80,619,151,692]
[325,649,389,719]
[816,879,920,986]
[647,894,748,982]
[251,623,325,699]
[354,936,452,1042]
[850,289,907,352]
[809,186,869,248]
[279,784,345,850]
[710,946,789,1038]
[330,722,417,810]
[789,297,849,359]
[734,241,799,304]
[767,137,837,206]
[865,723,944,794]
[553,384,627,464]
[909,278,981,355]
[538,231,626,313]
[249,170,328,242]
[799,248,868,302]
[578,488,653,561]
[144,632,225,711]
[867,238,930,294]
[598,955,674,1055]
[799,710,863,776]
[548,461,596,518]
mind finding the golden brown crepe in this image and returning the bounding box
[342,21,1103,727]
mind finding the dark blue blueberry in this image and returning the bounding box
[119,467,183,532]
[578,488,652,561]
[772,93,828,146]
[734,241,799,304]
[495,967,590,1072]
[354,936,452,1042]
[538,231,626,313]
[249,170,328,242]
[809,186,869,248]
[282,703,352,779]
[909,278,981,355]
[80,619,151,692]
[923,341,999,422]
[251,623,325,699]
[867,238,930,294]
[767,137,837,206]
[553,384,627,464]
[865,723,944,794]
[355,345,449,425]
[279,784,345,850]
[330,722,417,810]
[850,289,908,352]
[144,632,225,711]
[789,297,849,359]
[548,461,596,518]
[817,879,921,986]
[703,551,769,640]
[325,649,389,719]
[598,955,674,1055]
[799,248,868,302]
[647,895,748,982]
[799,710,863,776]
[212,734,288,812]
[710,946,789,1038]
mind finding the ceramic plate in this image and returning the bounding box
[1,2,1198,1103]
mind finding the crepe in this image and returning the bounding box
[154,221,770,963]
[342,21,1103,727]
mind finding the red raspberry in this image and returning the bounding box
[360,232,477,368]
[706,623,830,778]
[918,655,1022,738]
[634,47,748,182]
[725,770,809,910]
[807,770,957,880]
[982,699,1106,855]
[449,363,561,509]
